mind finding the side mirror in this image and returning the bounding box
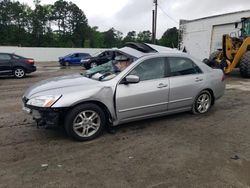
[123,75,140,84]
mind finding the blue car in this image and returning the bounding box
[59,53,91,66]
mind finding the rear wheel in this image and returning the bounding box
[192,90,212,114]
[65,103,106,141]
[14,67,26,78]
[239,51,250,78]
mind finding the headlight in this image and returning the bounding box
[81,59,90,63]
[27,95,61,107]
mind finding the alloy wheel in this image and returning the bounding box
[14,68,25,78]
[196,93,211,113]
[73,110,101,138]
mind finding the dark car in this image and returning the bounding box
[59,53,91,66]
[0,53,36,78]
[82,50,118,69]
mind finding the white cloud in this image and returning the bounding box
[17,0,250,38]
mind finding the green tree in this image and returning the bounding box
[88,26,104,48]
[159,27,178,48]
[102,28,123,48]
[137,30,152,43]
[123,31,136,44]
[30,0,53,46]
[52,0,69,34]
[67,2,88,47]
[0,0,31,46]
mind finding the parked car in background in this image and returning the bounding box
[0,53,36,78]
[82,49,118,69]
[22,43,225,141]
[59,53,91,66]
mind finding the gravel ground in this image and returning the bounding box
[1,62,250,188]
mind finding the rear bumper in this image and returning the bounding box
[26,66,36,73]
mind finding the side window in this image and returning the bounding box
[99,52,105,57]
[168,57,202,76]
[0,54,11,61]
[75,53,79,57]
[129,57,165,81]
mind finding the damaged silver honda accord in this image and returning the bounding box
[22,43,225,141]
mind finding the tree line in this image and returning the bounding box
[0,0,179,48]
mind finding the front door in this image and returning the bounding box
[116,57,169,122]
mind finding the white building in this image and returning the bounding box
[179,9,250,60]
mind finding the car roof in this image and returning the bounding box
[145,43,180,53]
[119,42,181,59]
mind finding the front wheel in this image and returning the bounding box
[239,51,250,78]
[14,67,26,78]
[65,103,106,141]
[192,90,212,114]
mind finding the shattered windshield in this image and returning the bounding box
[83,60,120,81]
[82,53,136,81]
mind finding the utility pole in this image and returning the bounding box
[152,0,158,44]
[152,9,155,44]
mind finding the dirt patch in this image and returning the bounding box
[1,63,250,187]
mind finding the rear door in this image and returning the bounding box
[116,57,169,122]
[72,53,80,63]
[0,54,12,75]
[167,57,205,111]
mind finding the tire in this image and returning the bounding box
[209,51,221,61]
[83,64,90,70]
[60,62,66,66]
[90,62,97,68]
[64,103,106,141]
[239,51,250,78]
[192,90,212,114]
[14,67,26,78]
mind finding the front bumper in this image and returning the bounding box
[82,61,90,69]
[22,99,64,127]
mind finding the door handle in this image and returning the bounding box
[195,77,203,82]
[157,83,168,88]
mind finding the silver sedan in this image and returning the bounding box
[22,45,225,141]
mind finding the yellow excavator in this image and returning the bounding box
[207,17,250,78]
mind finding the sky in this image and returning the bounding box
[18,0,250,38]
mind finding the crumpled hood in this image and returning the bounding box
[24,74,100,98]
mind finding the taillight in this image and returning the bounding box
[25,59,34,65]
[222,74,226,81]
